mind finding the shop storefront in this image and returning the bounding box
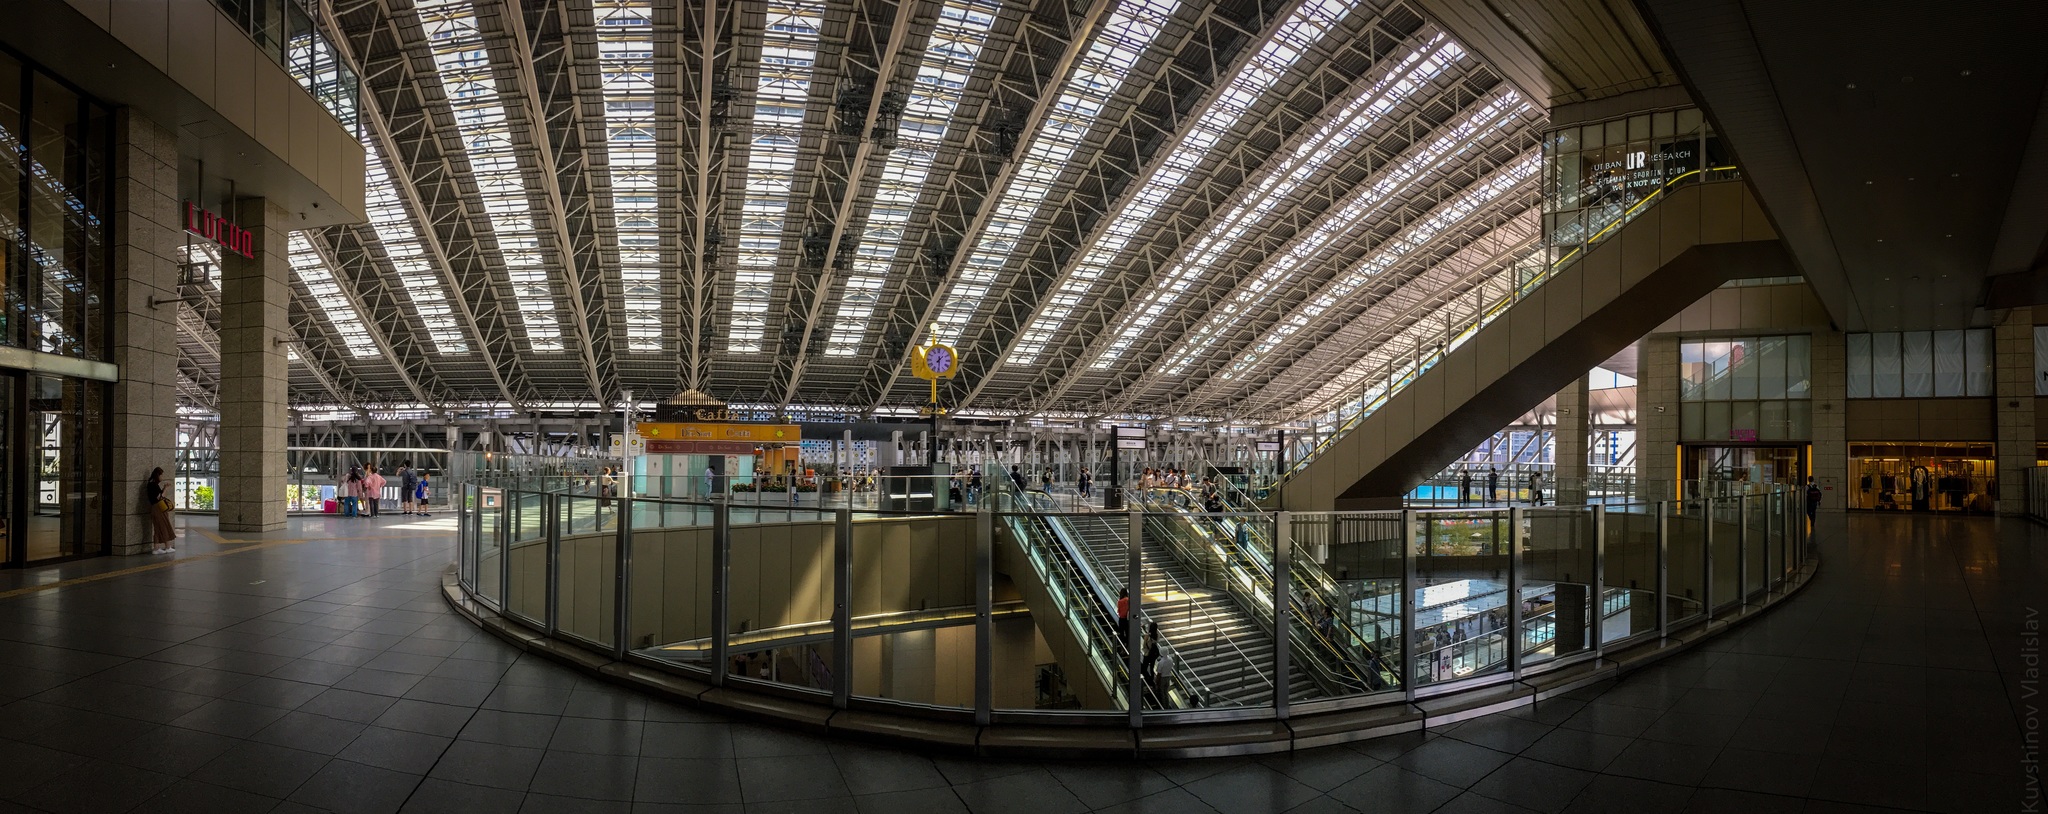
[0,47,116,566]
[1847,443,1996,513]
[1681,444,1806,486]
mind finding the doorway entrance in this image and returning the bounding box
[1681,444,1807,487]
[2,371,110,566]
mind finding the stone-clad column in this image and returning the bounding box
[1809,331,1846,510]
[1636,337,1680,499]
[1995,308,2034,516]
[1554,375,1591,505]
[218,198,292,532]
[108,110,182,555]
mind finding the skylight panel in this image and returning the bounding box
[286,234,377,358]
[594,0,665,353]
[1208,151,1538,387]
[1002,0,1362,366]
[416,0,566,353]
[725,0,825,354]
[361,139,471,354]
[821,0,998,357]
[925,0,1179,347]
[1083,36,1474,373]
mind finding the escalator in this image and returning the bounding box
[1143,484,1400,697]
[1274,175,1792,509]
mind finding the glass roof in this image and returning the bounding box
[822,0,1000,358]
[417,0,567,353]
[725,0,826,354]
[286,233,377,357]
[361,139,470,354]
[1006,0,1359,367]
[595,0,665,353]
[925,0,1180,347]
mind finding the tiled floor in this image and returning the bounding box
[0,511,2033,813]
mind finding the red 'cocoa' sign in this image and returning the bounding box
[185,202,256,259]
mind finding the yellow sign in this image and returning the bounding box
[636,422,799,443]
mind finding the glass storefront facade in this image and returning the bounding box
[1846,329,1991,398]
[0,48,114,566]
[1847,443,1995,513]
[1542,107,1735,264]
[1679,336,1813,442]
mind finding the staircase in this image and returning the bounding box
[1057,513,1316,705]
[1278,177,1793,510]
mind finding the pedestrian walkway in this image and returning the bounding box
[0,511,2029,812]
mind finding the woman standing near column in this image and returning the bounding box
[147,467,177,554]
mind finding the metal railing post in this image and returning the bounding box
[612,492,630,660]
[974,504,993,726]
[1401,510,1417,701]
[1656,500,1669,640]
[709,496,730,687]
[1507,506,1524,678]
[1126,508,1144,727]
[1274,511,1292,720]
[1591,505,1605,659]
[546,493,560,635]
[1702,497,1715,621]
[833,507,853,710]
[1736,494,1749,607]
[498,496,511,613]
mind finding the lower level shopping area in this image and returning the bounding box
[0,510,2026,812]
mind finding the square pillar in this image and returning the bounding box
[1636,337,1680,498]
[108,110,182,555]
[1810,330,1847,510]
[1995,308,2035,516]
[218,198,292,532]
[1554,375,1591,504]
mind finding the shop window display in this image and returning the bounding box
[1847,443,1995,513]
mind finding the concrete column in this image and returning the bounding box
[218,198,292,532]
[1554,375,1591,505]
[1995,308,2035,515]
[1809,330,1847,510]
[108,110,183,555]
[1636,337,1680,498]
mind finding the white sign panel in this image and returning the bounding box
[1115,439,1148,449]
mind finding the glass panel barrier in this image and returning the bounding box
[849,510,979,709]
[1600,502,1659,645]
[556,494,618,649]
[1665,499,1706,629]
[627,497,717,675]
[1709,496,1741,612]
[1293,511,1405,701]
[1521,507,1596,668]
[504,491,549,625]
[991,498,1129,714]
[1743,494,1767,602]
[721,509,835,696]
[475,487,504,608]
[1413,511,1512,688]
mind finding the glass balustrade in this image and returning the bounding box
[450,476,1810,725]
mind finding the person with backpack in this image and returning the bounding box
[415,471,432,516]
[399,461,419,516]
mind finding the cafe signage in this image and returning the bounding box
[636,422,799,445]
[184,202,256,259]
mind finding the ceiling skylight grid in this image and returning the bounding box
[725,0,825,354]
[287,233,377,357]
[595,0,664,353]
[923,0,1180,346]
[821,0,999,358]
[1082,34,1470,375]
[416,0,567,353]
[1146,89,1528,381]
[1207,150,1538,389]
[362,139,470,354]
[1000,0,1359,366]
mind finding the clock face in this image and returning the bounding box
[926,346,955,375]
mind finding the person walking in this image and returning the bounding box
[399,461,418,516]
[1116,588,1131,640]
[363,465,386,518]
[1529,471,1543,506]
[704,465,716,498]
[1805,476,1822,529]
[1486,467,1499,504]
[147,467,177,554]
[1078,467,1092,498]
[1010,464,1027,492]
[968,466,983,504]
[1041,467,1054,492]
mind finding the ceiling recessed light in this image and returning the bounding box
[1962,69,1972,76]
[1847,83,1858,89]
[1951,172,1960,177]
[1866,180,1874,185]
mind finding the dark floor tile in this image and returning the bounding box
[947,768,1088,814]
[1521,727,1633,773]
[336,667,428,698]
[288,758,424,814]
[482,683,574,716]
[1467,757,1595,814]
[1255,747,1383,793]
[1806,757,1928,810]
[399,778,526,814]
[561,688,647,721]
[269,657,364,686]
[0,738,90,797]
[1178,762,1322,813]
[222,675,330,710]
[300,687,402,723]
[186,741,331,798]
[1680,788,1805,814]
[1603,738,1719,787]
[374,698,478,737]
[461,709,562,749]
[1323,763,1462,814]
[1559,774,1692,814]
[1389,734,1514,787]
[128,779,280,814]
[1431,791,1541,814]
[851,787,965,814]
[1443,714,1557,753]
[735,753,850,803]
[108,725,242,776]
[250,709,371,755]
[404,675,498,708]
[14,759,177,814]
[339,725,454,774]
[1701,746,1817,797]
[167,697,292,738]
[429,740,545,790]
[529,750,638,800]
[549,716,644,756]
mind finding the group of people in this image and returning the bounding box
[1136,467,1197,490]
[1453,467,1543,506]
[339,461,431,518]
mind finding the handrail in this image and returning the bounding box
[990,489,1144,709]
[1267,166,1743,497]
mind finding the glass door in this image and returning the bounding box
[1,373,14,566]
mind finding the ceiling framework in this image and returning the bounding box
[159,0,1577,425]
